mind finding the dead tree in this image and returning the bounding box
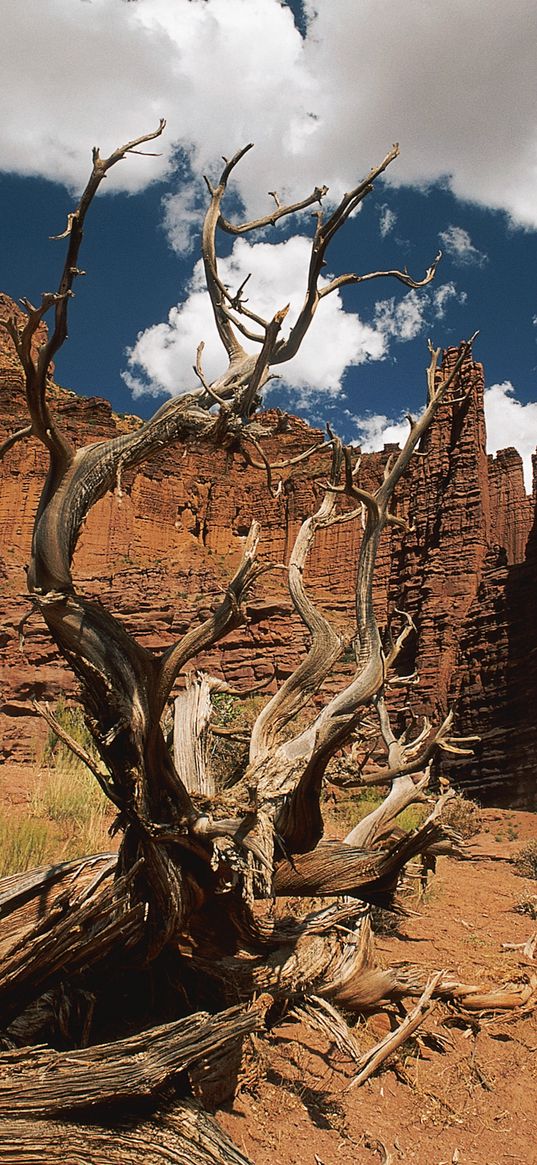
[1,124,520,1161]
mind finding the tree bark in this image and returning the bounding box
[0,1000,269,1117]
[0,1101,254,1165]
[0,124,496,1160]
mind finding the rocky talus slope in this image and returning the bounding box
[0,293,535,805]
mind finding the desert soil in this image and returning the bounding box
[1,765,536,1165]
[218,808,537,1165]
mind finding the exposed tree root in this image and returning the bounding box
[0,864,141,1028]
[0,999,270,1118]
[0,855,116,956]
[0,1100,253,1165]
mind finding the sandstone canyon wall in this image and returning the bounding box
[0,293,535,807]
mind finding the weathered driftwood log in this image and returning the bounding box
[0,854,116,957]
[272,808,452,900]
[0,1100,254,1165]
[0,998,269,1117]
[0,867,141,1027]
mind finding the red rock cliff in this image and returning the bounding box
[0,295,535,806]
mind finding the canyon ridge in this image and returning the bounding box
[1,291,536,807]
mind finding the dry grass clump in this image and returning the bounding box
[0,701,115,878]
[31,701,112,861]
[513,893,537,920]
[30,764,112,864]
[0,814,50,877]
[440,793,482,839]
[31,761,109,826]
[513,839,537,880]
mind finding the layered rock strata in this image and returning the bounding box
[0,294,535,806]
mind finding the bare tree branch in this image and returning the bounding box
[259,337,478,856]
[318,252,441,299]
[347,972,442,1088]
[0,423,33,460]
[249,440,348,764]
[236,304,290,417]
[218,184,329,236]
[342,696,430,849]
[156,522,262,713]
[271,145,418,365]
[15,121,166,464]
[201,146,254,362]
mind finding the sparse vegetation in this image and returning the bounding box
[39,701,111,824]
[326,788,428,837]
[439,792,482,839]
[30,766,112,861]
[10,700,116,869]
[32,755,109,825]
[513,893,537,920]
[514,839,537,880]
[42,699,97,764]
[208,691,259,789]
[0,813,50,877]
[0,703,115,877]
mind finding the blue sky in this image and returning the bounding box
[2,0,537,486]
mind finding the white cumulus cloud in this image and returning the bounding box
[433,282,467,319]
[353,413,411,451]
[3,0,535,416]
[373,282,466,344]
[379,205,397,238]
[373,291,428,344]
[0,0,536,230]
[484,382,537,492]
[124,246,466,400]
[123,234,387,398]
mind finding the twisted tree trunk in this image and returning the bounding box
[0,124,496,1161]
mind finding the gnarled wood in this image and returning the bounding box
[0,1101,254,1165]
[2,123,502,1159]
[0,999,269,1117]
[174,673,215,798]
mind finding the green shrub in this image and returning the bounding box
[211,691,241,727]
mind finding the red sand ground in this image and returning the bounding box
[218,808,537,1165]
[1,765,536,1165]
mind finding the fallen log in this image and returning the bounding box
[0,854,116,957]
[0,870,143,1027]
[0,1099,253,1165]
[0,998,269,1118]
